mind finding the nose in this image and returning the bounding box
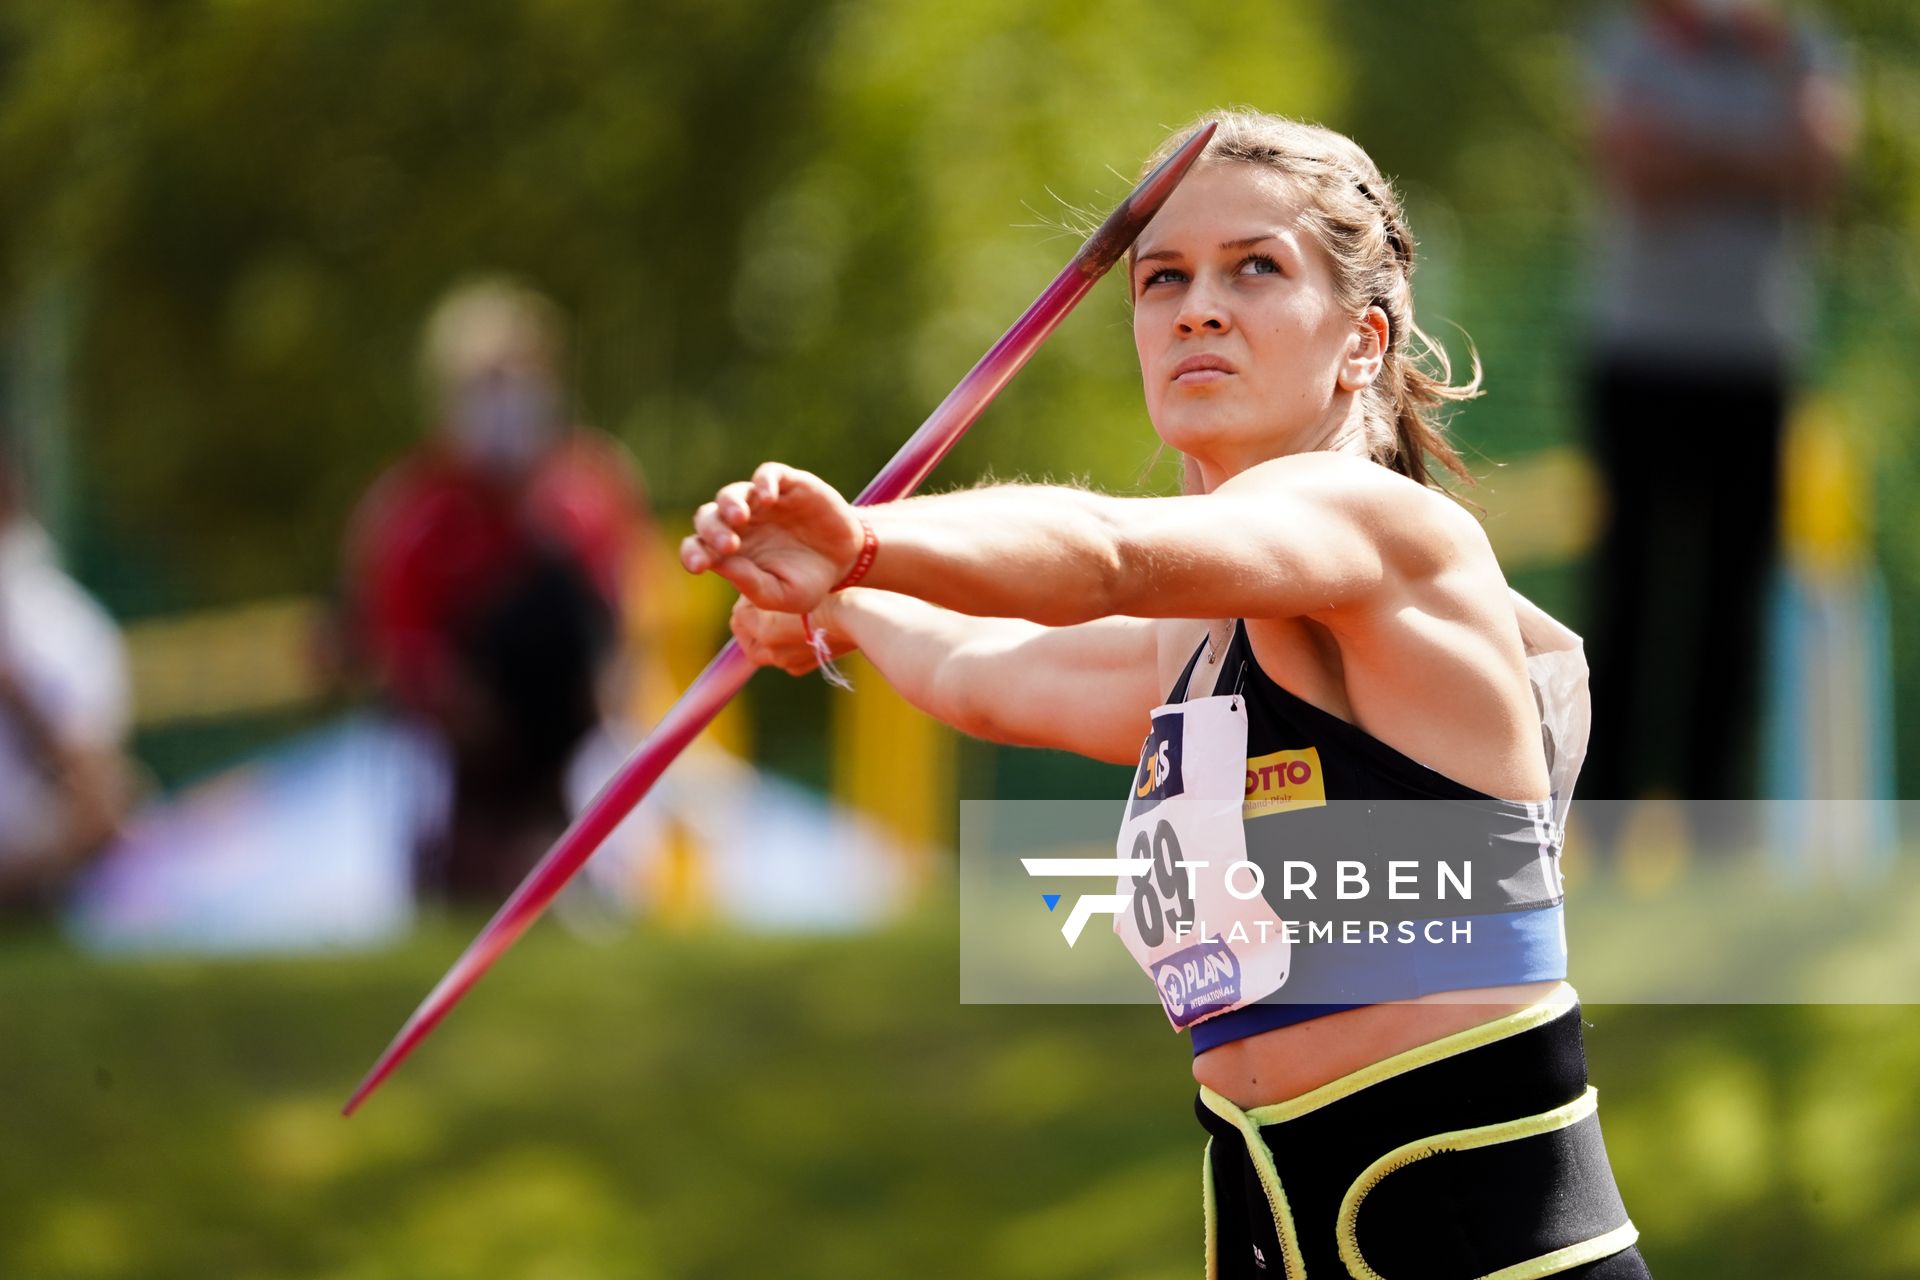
[1174,275,1230,335]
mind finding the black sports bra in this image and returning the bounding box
[1172,620,1546,807]
[1169,621,1567,1054]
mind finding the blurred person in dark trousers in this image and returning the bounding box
[0,444,133,911]
[341,278,649,903]
[1579,0,1855,811]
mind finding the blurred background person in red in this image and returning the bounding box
[0,436,134,911]
[1578,0,1856,813]
[342,277,649,903]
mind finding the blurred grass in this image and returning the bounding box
[2,907,1919,1279]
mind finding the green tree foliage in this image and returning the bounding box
[0,0,1582,605]
[1,0,1917,777]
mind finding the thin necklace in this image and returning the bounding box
[1205,618,1231,666]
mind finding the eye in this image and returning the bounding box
[1238,253,1281,277]
[1139,266,1186,290]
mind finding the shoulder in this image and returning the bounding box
[1216,453,1487,569]
[346,451,483,563]
[348,452,447,536]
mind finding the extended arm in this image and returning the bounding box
[683,454,1442,629]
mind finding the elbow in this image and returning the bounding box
[971,489,1128,627]
[926,654,1004,743]
[1060,501,1131,624]
[1002,489,1129,626]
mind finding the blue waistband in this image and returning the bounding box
[1188,905,1570,1056]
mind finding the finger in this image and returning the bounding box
[729,602,775,653]
[715,481,757,527]
[731,593,810,646]
[772,629,821,674]
[693,503,741,557]
[734,629,774,668]
[747,629,819,677]
[734,599,820,672]
[680,534,710,574]
[752,461,796,504]
[709,552,789,610]
[731,597,786,644]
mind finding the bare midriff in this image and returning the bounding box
[1190,980,1565,1110]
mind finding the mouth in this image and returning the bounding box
[1170,354,1236,384]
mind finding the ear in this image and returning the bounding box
[1337,306,1390,392]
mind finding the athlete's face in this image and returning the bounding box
[1131,163,1383,480]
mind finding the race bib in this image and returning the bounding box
[1112,694,1291,1030]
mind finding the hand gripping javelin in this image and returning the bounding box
[343,121,1217,1116]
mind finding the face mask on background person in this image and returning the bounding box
[445,372,562,476]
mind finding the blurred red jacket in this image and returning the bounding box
[343,432,648,716]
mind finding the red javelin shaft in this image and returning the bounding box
[342,121,1216,1116]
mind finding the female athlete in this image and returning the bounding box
[681,111,1650,1279]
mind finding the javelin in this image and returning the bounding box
[342,121,1217,1116]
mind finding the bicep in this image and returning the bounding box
[940,615,1163,765]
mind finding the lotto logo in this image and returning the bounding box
[1243,748,1327,818]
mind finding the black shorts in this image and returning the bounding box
[1196,985,1651,1278]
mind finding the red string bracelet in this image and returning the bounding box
[832,517,879,592]
[793,518,876,691]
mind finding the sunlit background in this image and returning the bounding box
[2,2,1918,1276]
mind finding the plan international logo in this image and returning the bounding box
[1153,938,1241,1026]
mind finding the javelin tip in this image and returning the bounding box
[1074,120,1216,275]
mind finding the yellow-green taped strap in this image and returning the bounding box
[1337,1087,1625,1280]
[1479,1221,1640,1280]
[1203,1137,1217,1280]
[1246,982,1579,1128]
[1199,1086,1308,1280]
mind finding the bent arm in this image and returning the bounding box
[756,591,1163,766]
